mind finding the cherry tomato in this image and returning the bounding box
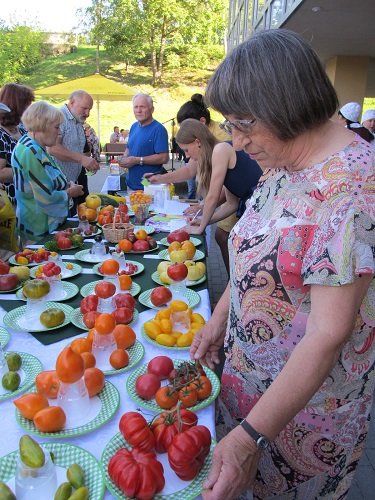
[56,346,85,383]
[84,367,105,397]
[13,393,49,420]
[155,385,179,409]
[35,370,60,399]
[178,386,198,407]
[33,406,66,432]
[95,281,116,299]
[192,375,212,400]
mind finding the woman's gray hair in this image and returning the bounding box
[205,29,339,140]
[21,101,64,132]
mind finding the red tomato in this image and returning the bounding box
[150,286,172,307]
[167,263,188,282]
[155,385,179,410]
[114,293,136,310]
[113,307,133,325]
[13,393,49,420]
[192,375,212,400]
[56,237,72,250]
[0,259,10,275]
[135,373,161,400]
[83,311,101,329]
[147,356,174,381]
[167,230,189,243]
[108,447,164,500]
[119,411,155,452]
[151,407,198,453]
[178,386,198,407]
[35,370,60,399]
[80,294,99,314]
[168,425,211,480]
[94,281,116,299]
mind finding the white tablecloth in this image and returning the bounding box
[0,289,214,499]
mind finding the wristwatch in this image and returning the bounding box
[240,419,270,450]
[140,157,144,165]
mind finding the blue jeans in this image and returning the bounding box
[187,176,197,199]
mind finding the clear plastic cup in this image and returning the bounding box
[170,279,188,301]
[92,330,116,370]
[171,309,191,334]
[57,377,90,428]
[45,277,64,301]
[15,448,57,500]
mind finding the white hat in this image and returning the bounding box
[339,102,361,123]
[362,109,375,123]
[0,103,11,113]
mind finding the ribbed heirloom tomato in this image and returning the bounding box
[151,407,198,453]
[119,411,155,452]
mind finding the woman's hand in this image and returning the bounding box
[67,182,84,199]
[190,318,225,369]
[202,425,260,499]
[182,224,203,235]
[143,173,161,184]
[183,205,202,216]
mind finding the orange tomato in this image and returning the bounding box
[87,328,96,343]
[84,367,105,397]
[135,229,148,241]
[155,385,179,409]
[95,313,116,335]
[35,370,60,399]
[109,348,129,369]
[13,393,49,420]
[178,386,198,407]
[81,351,96,369]
[118,239,133,252]
[100,259,120,275]
[113,324,136,349]
[70,337,92,355]
[118,274,132,291]
[33,406,66,432]
[56,346,85,383]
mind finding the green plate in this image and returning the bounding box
[80,280,141,298]
[159,236,202,247]
[30,262,82,280]
[0,326,10,348]
[158,248,205,261]
[141,325,189,351]
[0,442,105,500]
[3,302,73,333]
[93,259,145,277]
[116,244,160,255]
[105,340,145,376]
[16,380,120,438]
[74,249,111,264]
[138,287,200,310]
[151,270,207,287]
[70,307,139,330]
[16,281,79,302]
[0,282,23,293]
[0,352,42,402]
[101,432,215,500]
[133,224,155,235]
[126,359,221,413]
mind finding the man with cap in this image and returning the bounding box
[362,109,375,137]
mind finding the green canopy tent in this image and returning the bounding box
[35,74,135,142]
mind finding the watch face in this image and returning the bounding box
[256,436,269,450]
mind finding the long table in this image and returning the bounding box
[0,227,214,499]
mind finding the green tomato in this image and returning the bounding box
[40,308,65,328]
[22,279,50,299]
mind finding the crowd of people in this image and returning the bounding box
[0,27,374,499]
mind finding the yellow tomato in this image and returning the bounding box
[16,256,29,265]
[170,300,189,312]
[155,333,176,346]
[190,313,205,325]
[160,318,172,334]
[171,331,182,340]
[176,332,193,347]
[65,263,73,270]
[144,320,162,339]
[156,308,171,320]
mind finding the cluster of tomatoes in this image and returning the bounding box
[119,263,139,275]
[34,261,61,278]
[80,283,136,329]
[135,356,213,409]
[44,229,84,251]
[97,203,129,226]
[115,229,158,253]
[108,407,211,499]
[15,248,51,265]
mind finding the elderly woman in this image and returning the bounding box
[191,29,375,499]
[12,101,83,242]
[0,83,35,204]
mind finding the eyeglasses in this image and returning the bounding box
[220,118,257,135]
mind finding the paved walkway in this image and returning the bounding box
[91,159,375,499]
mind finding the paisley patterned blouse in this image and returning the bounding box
[218,138,375,499]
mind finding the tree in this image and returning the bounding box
[84,0,227,86]
[0,23,45,85]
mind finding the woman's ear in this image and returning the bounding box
[195,138,201,148]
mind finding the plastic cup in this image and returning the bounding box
[45,277,64,301]
[24,298,45,322]
[170,279,188,301]
[133,203,150,224]
[15,448,57,500]
[57,377,90,428]
[92,330,116,370]
[171,309,191,334]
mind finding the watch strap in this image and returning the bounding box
[140,157,144,165]
[240,419,269,450]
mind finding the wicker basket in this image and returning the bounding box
[102,222,134,243]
